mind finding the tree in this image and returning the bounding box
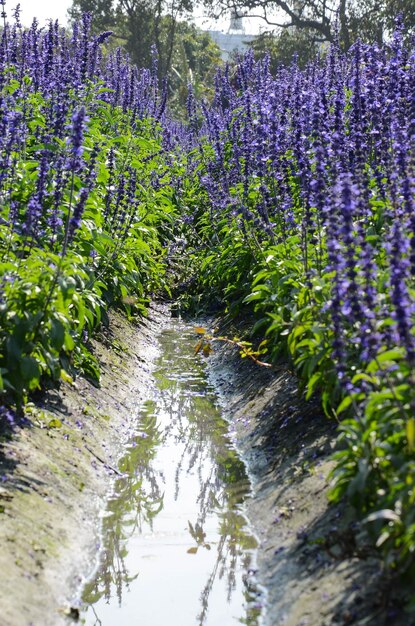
[203,0,415,51]
[68,0,193,74]
[68,0,116,32]
[251,27,320,69]
[347,0,415,45]
[167,20,222,112]
[68,1,222,113]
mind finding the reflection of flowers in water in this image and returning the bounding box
[82,327,261,626]
[187,520,212,553]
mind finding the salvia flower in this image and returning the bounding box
[66,106,88,173]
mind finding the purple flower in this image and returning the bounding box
[94,31,113,46]
[12,4,21,29]
[68,142,98,241]
[389,220,415,364]
[66,106,89,173]
[0,406,16,430]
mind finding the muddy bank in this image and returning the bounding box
[206,342,408,626]
[0,307,167,626]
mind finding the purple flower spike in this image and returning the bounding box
[67,106,89,173]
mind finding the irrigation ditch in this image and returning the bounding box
[0,305,410,626]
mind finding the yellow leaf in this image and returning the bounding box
[60,369,73,384]
[48,418,62,429]
[187,547,198,554]
[202,344,212,356]
[194,326,207,335]
[122,295,138,305]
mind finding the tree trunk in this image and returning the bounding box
[339,0,351,50]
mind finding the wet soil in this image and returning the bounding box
[0,307,166,626]
[206,339,410,626]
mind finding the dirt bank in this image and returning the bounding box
[0,307,167,626]
[206,342,410,626]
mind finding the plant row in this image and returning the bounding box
[175,22,415,587]
[0,11,179,419]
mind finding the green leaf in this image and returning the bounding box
[376,530,391,547]
[367,348,405,373]
[60,369,73,384]
[20,356,40,382]
[64,332,75,352]
[305,372,322,400]
[321,390,333,417]
[337,395,353,415]
[50,318,65,351]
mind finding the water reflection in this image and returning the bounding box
[81,325,262,626]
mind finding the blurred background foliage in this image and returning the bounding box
[69,0,415,83]
[68,0,222,112]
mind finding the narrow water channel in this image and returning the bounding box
[80,322,262,626]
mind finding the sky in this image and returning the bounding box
[9,0,266,34]
[7,0,72,26]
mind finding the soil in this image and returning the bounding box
[0,306,166,626]
[206,340,411,626]
[0,307,411,626]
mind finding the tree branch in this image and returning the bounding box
[213,0,334,41]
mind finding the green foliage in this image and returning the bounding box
[252,30,321,70]
[0,83,179,408]
[173,106,415,586]
[167,21,223,114]
[3,8,415,595]
[176,181,415,580]
[0,250,99,400]
[244,245,340,411]
[69,2,222,105]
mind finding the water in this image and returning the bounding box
[80,322,262,626]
